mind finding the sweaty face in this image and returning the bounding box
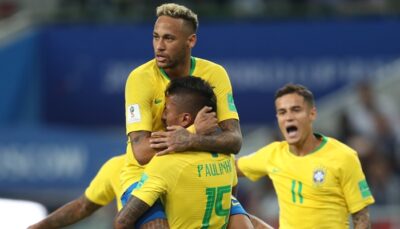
[275,93,316,145]
[162,95,184,127]
[153,16,192,69]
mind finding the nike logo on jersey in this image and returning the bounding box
[271,168,280,173]
[231,198,240,206]
[154,99,162,104]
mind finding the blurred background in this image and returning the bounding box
[1,0,400,228]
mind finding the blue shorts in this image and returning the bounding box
[121,182,166,228]
[230,196,249,216]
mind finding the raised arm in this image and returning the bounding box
[235,158,245,177]
[352,207,371,229]
[129,130,160,165]
[150,118,242,155]
[28,195,101,229]
[248,214,274,229]
[114,196,150,229]
[190,118,242,154]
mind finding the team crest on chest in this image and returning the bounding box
[313,167,327,186]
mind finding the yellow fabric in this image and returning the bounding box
[133,152,234,229]
[84,155,125,211]
[121,57,239,190]
[237,135,375,229]
[186,124,196,134]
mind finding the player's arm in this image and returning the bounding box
[352,207,371,229]
[249,214,274,229]
[150,118,242,155]
[235,159,245,177]
[129,130,160,165]
[28,195,101,229]
[191,118,242,154]
[114,196,150,229]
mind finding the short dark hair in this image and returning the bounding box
[275,83,315,107]
[165,76,216,117]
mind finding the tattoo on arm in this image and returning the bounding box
[130,131,148,144]
[141,218,169,229]
[114,197,150,229]
[193,119,242,154]
[352,207,371,229]
[129,131,156,165]
[31,195,101,228]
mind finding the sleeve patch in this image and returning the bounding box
[136,173,149,190]
[227,93,237,112]
[358,179,372,198]
[126,104,141,124]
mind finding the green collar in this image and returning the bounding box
[159,56,196,80]
[310,133,327,154]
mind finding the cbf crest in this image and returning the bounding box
[312,167,327,186]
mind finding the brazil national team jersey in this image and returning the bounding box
[85,155,125,211]
[237,134,375,229]
[121,57,239,191]
[133,152,234,229]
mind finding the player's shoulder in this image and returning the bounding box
[102,154,126,172]
[194,57,226,71]
[258,141,286,154]
[127,59,158,80]
[107,154,126,165]
[153,151,227,164]
[325,135,358,157]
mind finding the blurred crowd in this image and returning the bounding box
[338,82,400,206]
[1,0,400,22]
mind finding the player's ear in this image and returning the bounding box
[310,106,317,121]
[187,34,196,48]
[181,113,194,128]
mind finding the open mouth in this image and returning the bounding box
[286,125,298,137]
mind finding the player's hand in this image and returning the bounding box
[194,106,218,135]
[150,126,192,155]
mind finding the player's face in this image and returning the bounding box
[275,93,316,145]
[162,95,184,127]
[153,16,196,69]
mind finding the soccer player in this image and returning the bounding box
[116,76,236,228]
[120,3,247,228]
[28,154,125,229]
[236,84,375,229]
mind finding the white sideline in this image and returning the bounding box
[0,198,47,229]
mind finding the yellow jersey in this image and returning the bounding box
[84,155,125,211]
[237,134,375,229]
[121,57,239,190]
[133,152,235,229]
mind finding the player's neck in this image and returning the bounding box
[164,57,192,79]
[289,132,321,156]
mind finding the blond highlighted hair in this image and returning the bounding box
[156,3,198,33]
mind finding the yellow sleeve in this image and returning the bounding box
[231,154,238,186]
[187,124,196,134]
[208,65,239,122]
[339,151,375,213]
[125,69,154,134]
[237,145,271,181]
[132,155,178,206]
[84,158,116,206]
